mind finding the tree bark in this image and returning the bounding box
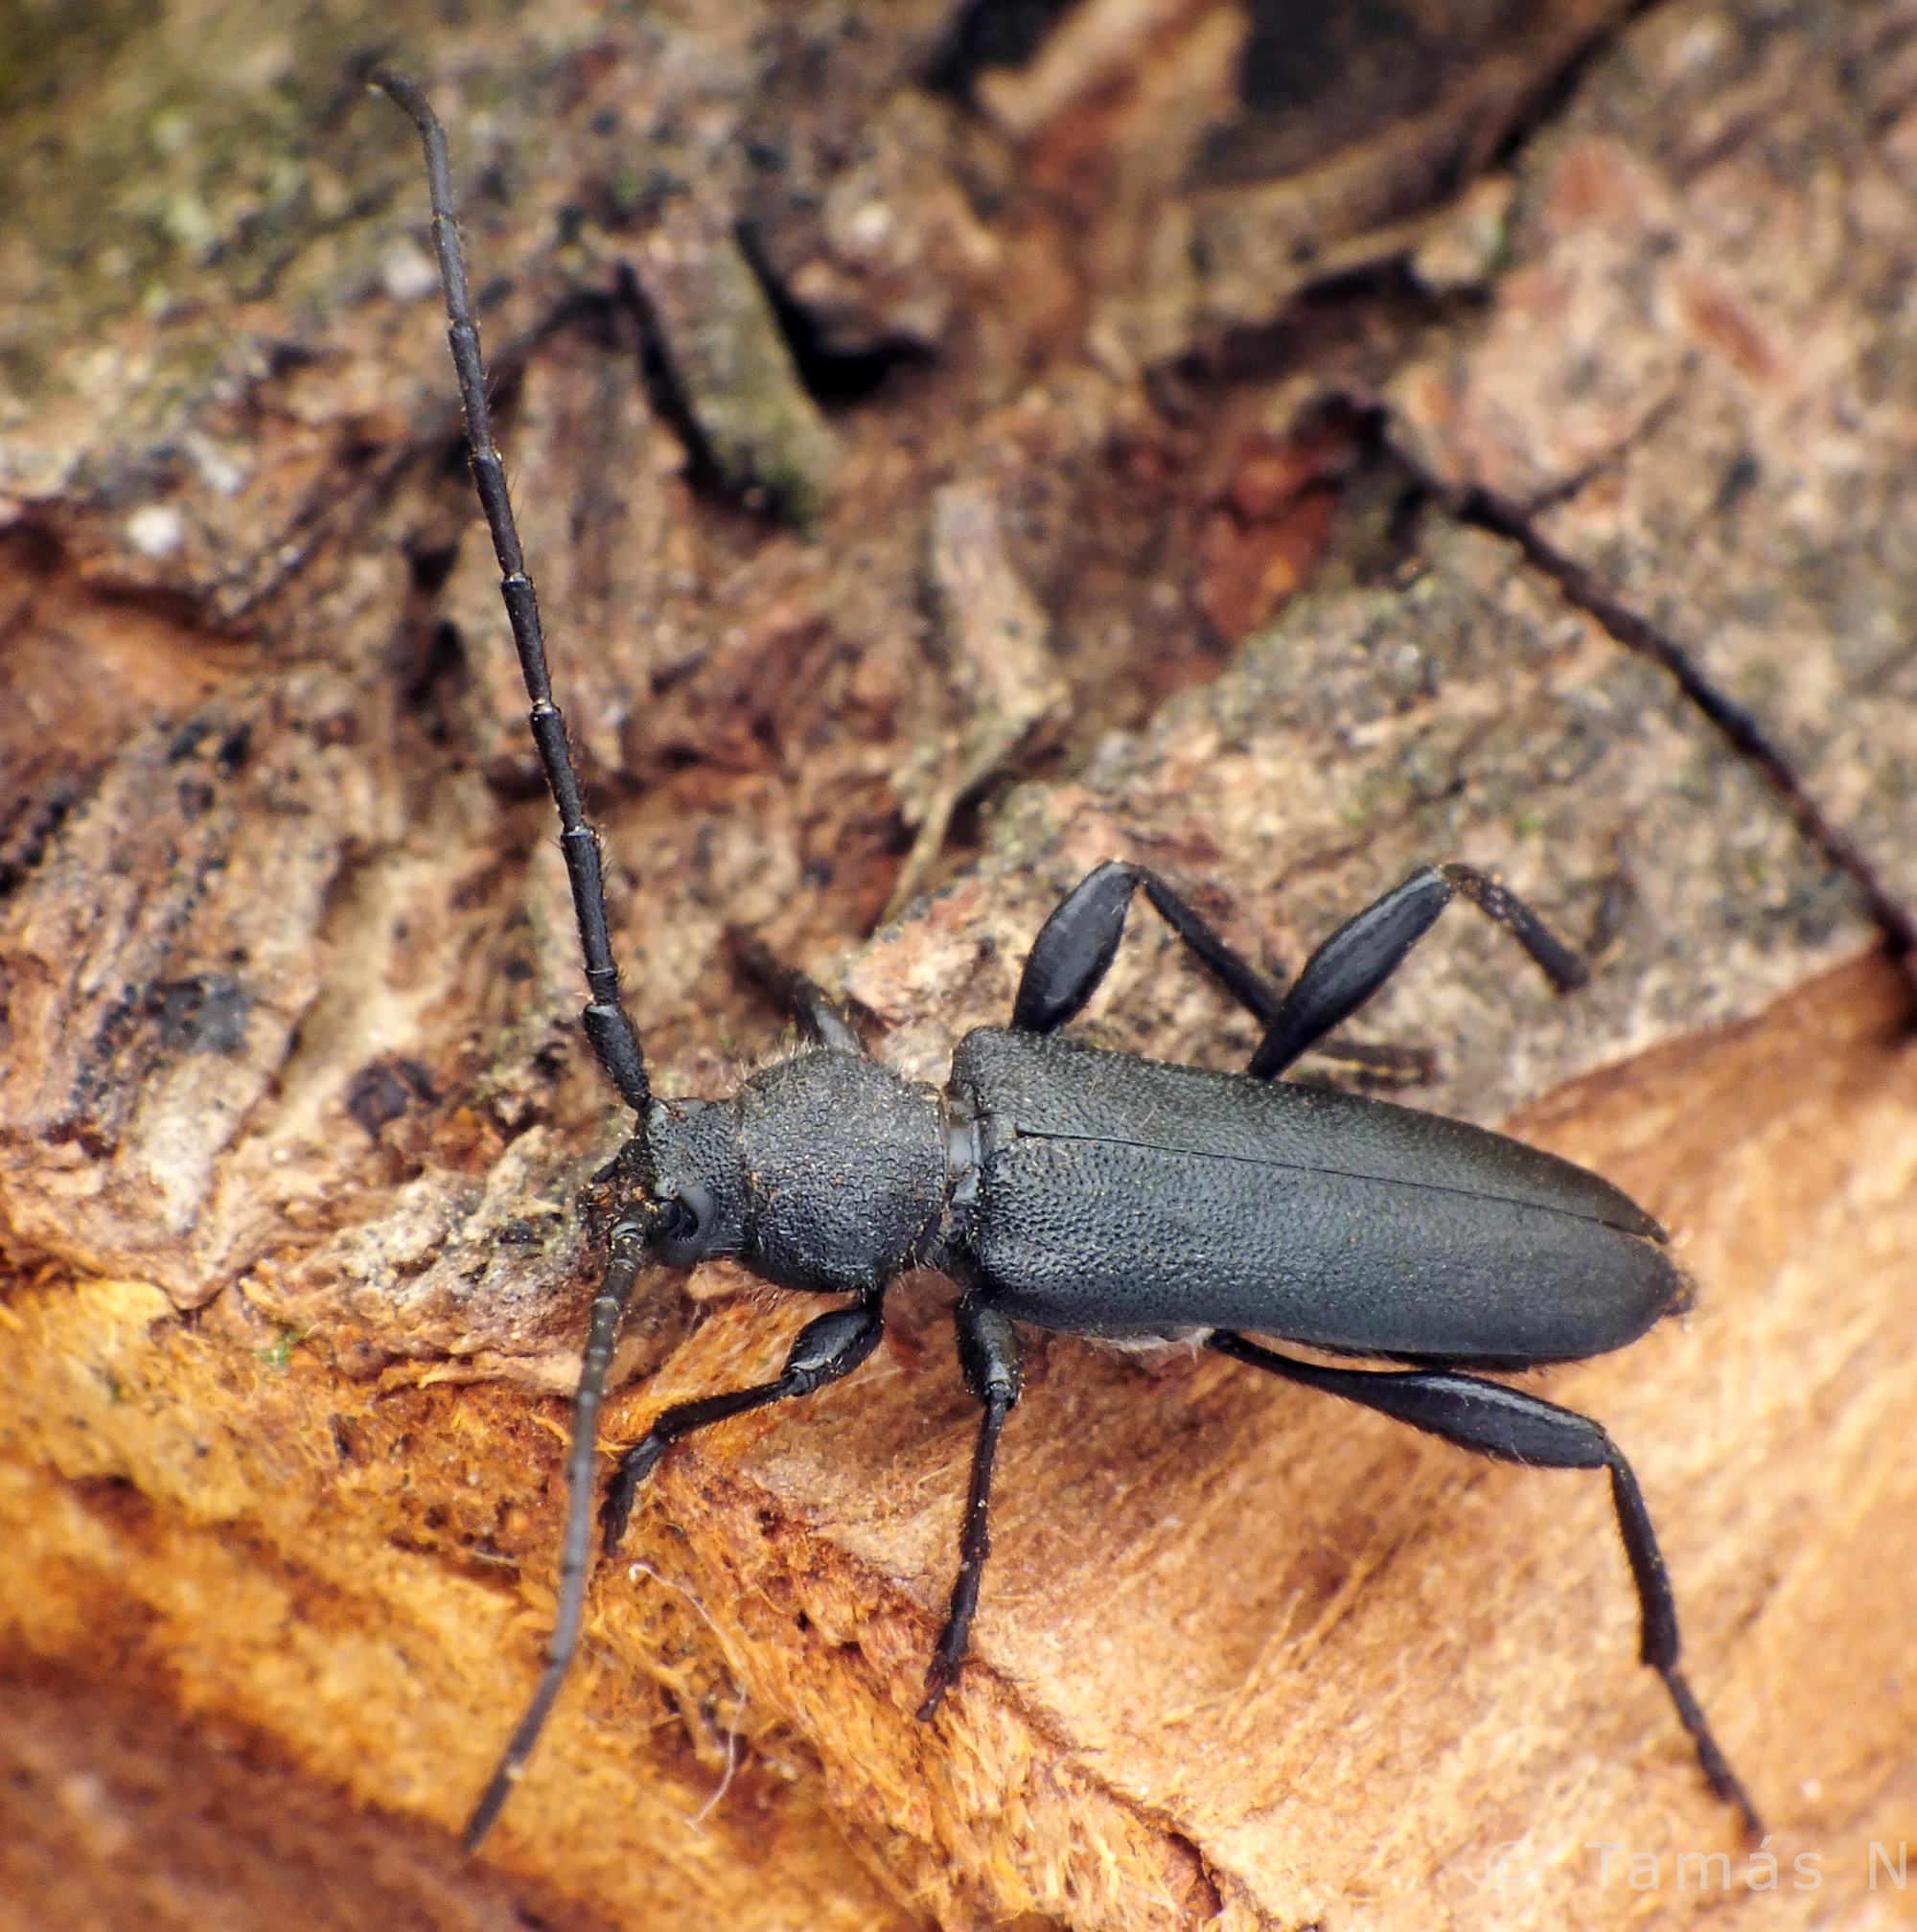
[3,4,1912,1929]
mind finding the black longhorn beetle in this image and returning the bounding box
[374,72,1763,1854]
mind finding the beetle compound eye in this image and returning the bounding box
[649,1194,694,1246]
[656,1185,713,1268]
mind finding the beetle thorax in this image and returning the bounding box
[644,1050,948,1295]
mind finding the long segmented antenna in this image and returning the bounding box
[461,1214,649,1852]
[373,69,658,1853]
[374,68,650,1117]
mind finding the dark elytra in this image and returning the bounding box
[372,71,1763,1858]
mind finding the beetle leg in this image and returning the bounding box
[599,1295,887,1553]
[1014,860,1282,1034]
[727,927,868,1053]
[787,976,866,1053]
[1248,864,1587,1079]
[919,1299,1024,1718]
[1207,1331,1763,1838]
[466,1294,883,1848]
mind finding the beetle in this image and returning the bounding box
[374,73,1762,1854]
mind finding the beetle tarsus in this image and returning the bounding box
[600,1300,888,1559]
[1662,1666,1765,1842]
[1248,863,1586,1079]
[1208,1330,1763,1837]
[917,1654,962,1721]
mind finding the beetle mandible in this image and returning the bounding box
[373,72,1762,1855]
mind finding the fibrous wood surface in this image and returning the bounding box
[2,3,1913,1929]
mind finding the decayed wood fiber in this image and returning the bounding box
[0,1274,918,1932]
[4,953,1913,1930]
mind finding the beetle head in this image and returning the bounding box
[639,1095,748,1270]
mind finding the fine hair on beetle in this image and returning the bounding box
[373,70,1765,1856]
